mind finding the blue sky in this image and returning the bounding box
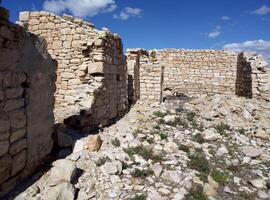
[2,0,270,60]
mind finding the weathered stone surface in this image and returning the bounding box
[11,150,27,176]
[4,99,25,112]
[242,146,264,158]
[85,135,102,152]
[9,138,27,156]
[44,183,75,200]
[0,154,12,184]
[5,87,24,99]
[101,161,122,175]
[49,159,77,185]
[0,140,9,157]
[9,109,26,129]
[0,112,10,132]
[10,128,26,143]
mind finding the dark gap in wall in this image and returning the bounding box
[235,52,252,98]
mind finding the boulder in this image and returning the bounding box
[44,183,75,200]
[48,159,77,185]
[85,135,102,151]
[242,146,263,158]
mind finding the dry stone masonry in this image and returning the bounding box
[127,49,270,103]
[0,8,56,196]
[0,7,269,198]
[19,11,128,131]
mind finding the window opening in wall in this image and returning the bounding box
[116,74,120,81]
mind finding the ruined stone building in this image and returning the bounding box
[127,49,270,103]
[0,8,56,196]
[19,11,128,131]
[0,7,269,197]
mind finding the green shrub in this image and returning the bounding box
[130,194,147,200]
[185,186,208,200]
[95,156,110,166]
[188,152,210,176]
[193,134,205,144]
[131,168,153,178]
[210,169,227,185]
[178,144,190,154]
[215,122,230,136]
[159,132,168,140]
[111,138,120,147]
[238,128,246,135]
[124,146,164,163]
[186,111,196,122]
[153,111,167,118]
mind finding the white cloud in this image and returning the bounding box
[113,7,142,20]
[206,26,221,39]
[43,0,117,17]
[251,5,270,15]
[223,40,270,62]
[208,31,221,38]
[221,16,230,20]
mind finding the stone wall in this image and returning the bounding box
[19,11,128,130]
[127,49,270,102]
[0,8,56,196]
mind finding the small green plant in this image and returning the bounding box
[215,122,230,136]
[175,105,184,113]
[185,186,208,200]
[173,117,189,128]
[196,172,208,182]
[131,168,154,178]
[178,144,190,154]
[153,111,167,118]
[124,146,164,163]
[159,132,168,140]
[210,169,227,185]
[238,128,246,135]
[111,138,120,147]
[188,152,210,176]
[146,138,154,144]
[208,147,216,156]
[95,156,110,166]
[130,194,147,200]
[193,134,205,144]
[186,111,196,122]
[153,125,161,130]
[133,129,142,138]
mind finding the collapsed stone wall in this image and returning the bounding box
[0,8,56,196]
[19,11,128,130]
[127,49,269,102]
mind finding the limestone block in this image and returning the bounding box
[30,11,40,17]
[0,154,12,184]
[9,138,27,156]
[85,135,102,151]
[11,150,27,176]
[52,41,62,49]
[62,72,75,79]
[71,40,80,48]
[47,22,55,29]
[0,112,10,132]
[4,99,25,112]
[0,131,9,141]
[0,140,9,157]
[10,128,26,143]
[70,58,81,64]
[28,19,40,26]
[5,87,24,99]
[61,27,71,35]
[9,109,27,129]
[68,79,81,85]
[88,62,106,75]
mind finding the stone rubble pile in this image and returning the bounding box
[12,95,270,200]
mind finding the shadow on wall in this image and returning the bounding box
[235,52,252,98]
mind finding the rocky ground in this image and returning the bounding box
[11,95,270,200]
